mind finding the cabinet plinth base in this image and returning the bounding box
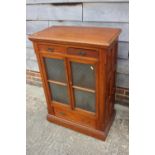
[47,110,116,141]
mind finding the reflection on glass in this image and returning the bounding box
[44,58,66,82]
[49,83,69,104]
[74,89,95,112]
[71,62,95,89]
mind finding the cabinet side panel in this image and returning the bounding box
[104,41,118,126]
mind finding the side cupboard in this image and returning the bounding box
[29,26,121,140]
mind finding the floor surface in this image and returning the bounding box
[26,84,129,155]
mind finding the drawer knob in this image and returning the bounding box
[78,51,86,56]
[47,48,54,52]
[60,111,65,115]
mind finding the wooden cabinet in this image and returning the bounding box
[29,26,121,141]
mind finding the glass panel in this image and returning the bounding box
[71,62,95,89]
[49,83,69,104]
[74,89,96,112]
[44,58,66,82]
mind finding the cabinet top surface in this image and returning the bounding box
[28,26,121,47]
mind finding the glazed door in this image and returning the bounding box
[69,60,97,114]
[40,52,98,127]
[41,54,71,106]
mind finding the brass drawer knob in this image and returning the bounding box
[60,111,65,115]
[47,48,54,52]
[78,51,86,56]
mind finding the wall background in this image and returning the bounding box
[26,0,129,106]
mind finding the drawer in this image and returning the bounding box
[38,44,66,54]
[67,47,98,58]
[54,107,96,128]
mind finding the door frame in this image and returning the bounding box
[39,51,99,119]
[39,52,72,110]
[67,56,99,119]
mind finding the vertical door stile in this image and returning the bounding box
[64,58,75,110]
[94,61,99,123]
[33,43,54,115]
[96,48,107,130]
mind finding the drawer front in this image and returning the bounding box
[54,107,96,128]
[38,44,66,54]
[67,47,98,58]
